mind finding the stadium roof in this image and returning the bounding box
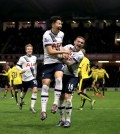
[0,0,120,20]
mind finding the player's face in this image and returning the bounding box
[74,38,85,51]
[52,20,62,31]
[26,46,33,56]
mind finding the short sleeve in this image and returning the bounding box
[43,33,53,46]
[17,57,24,66]
[73,51,84,63]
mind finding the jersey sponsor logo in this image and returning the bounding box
[26,62,35,67]
[44,38,50,42]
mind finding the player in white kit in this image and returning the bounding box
[16,44,38,113]
[41,16,70,120]
[56,36,85,128]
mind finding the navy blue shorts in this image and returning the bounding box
[22,79,37,92]
[62,74,79,94]
[96,79,104,87]
[42,63,64,79]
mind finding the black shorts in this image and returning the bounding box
[80,78,91,91]
[13,84,23,91]
[22,79,37,92]
[62,74,79,94]
[96,79,104,87]
[42,63,64,79]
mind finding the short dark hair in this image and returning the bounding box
[75,36,85,41]
[50,16,62,24]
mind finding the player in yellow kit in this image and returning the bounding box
[12,63,25,105]
[95,63,109,97]
[91,65,100,96]
[77,49,96,110]
[0,63,14,98]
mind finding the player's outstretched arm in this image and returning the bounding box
[46,45,71,55]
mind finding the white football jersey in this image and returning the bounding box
[63,44,84,77]
[43,30,64,64]
[17,55,37,81]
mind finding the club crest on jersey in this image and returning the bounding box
[26,62,35,67]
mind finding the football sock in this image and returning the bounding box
[78,92,92,102]
[102,88,105,96]
[11,90,14,97]
[31,92,37,108]
[15,90,18,103]
[41,85,49,112]
[80,98,86,108]
[65,98,72,122]
[58,100,65,121]
[53,78,62,106]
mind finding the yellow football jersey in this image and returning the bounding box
[96,68,109,80]
[91,67,98,80]
[2,68,13,86]
[78,57,91,79]
[11,66,22,85]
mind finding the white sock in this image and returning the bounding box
[41,85,49,112]
[20,92,25,103]
[58,100,65,121]
[53,78,62,105]
[65,99,72,122]
[31,92,37,108]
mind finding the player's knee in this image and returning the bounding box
[33,87,38,93]
[55,77,62,89]
[66,98,72,106]
[42,85,49,93]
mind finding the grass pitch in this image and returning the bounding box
[0,90,120,134]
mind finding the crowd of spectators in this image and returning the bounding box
[0,22,120,54]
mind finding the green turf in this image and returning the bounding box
[0,90,120,134]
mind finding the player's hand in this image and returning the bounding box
[62,53,69,59]
[0,73,3,75]
[21,70,26,73]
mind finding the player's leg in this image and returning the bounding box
[78,78,86,109]
[41,79,51,120]
[41,64,55,120]
[51,63,64,113]
[57,75,70,126]
[19,82,28,110]
[101,82,105,97]
[10,80,14,98]
[30,79,38,113]
[64,93,72,128]
[64,76,78,128]
[2,85,8,98]
[13,85,19,104]
[79,89,86,110]
[57,93,65,126]
[92,82,99,96]
[14,89,19,105]
[51,72,63,113]
[10,86,14,98]
[96,82,102,96]
[78,78,96,109]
